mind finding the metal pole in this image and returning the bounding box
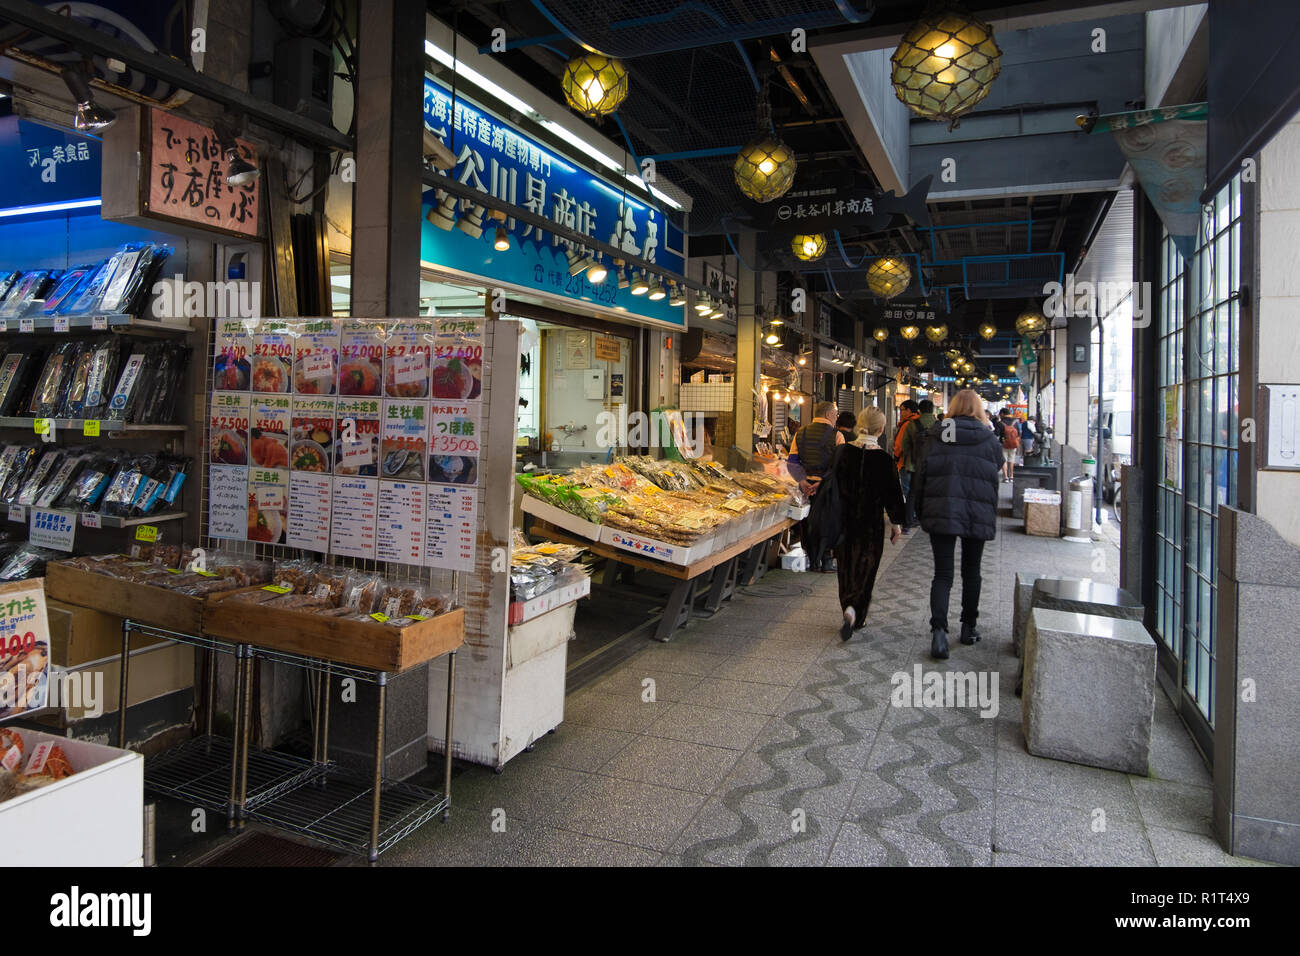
[1096,310,1104,526]
[227,645,244,829]
[443,651,456,822]
[117,619,131,750]
[370,672,388,863]
[237,650,254,830]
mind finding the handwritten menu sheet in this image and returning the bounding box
[206,318,486,569]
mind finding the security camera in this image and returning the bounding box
[423,126,456,170]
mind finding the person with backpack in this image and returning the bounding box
[997,406,1020,482]
[787,401,845,572]
[808,405,905,641]
[912,390,1003,659]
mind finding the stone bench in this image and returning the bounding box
[1016,578,1143,693]
[1012,573,1086,657]
[1021,608,1157,775]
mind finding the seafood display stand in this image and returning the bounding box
[529,511,795,642]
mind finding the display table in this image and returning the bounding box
[532,517,793,641]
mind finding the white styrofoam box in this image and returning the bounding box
[781,548,809,572]
[0,727,143,866]
[599,525,708,566]
[508,599,578,666]
[500,639,568,767]
[508,575,591,628]
[520,495,603,542]
[784,501,810,521]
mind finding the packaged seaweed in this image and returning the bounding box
[0,272,17,301]
[106,243,172,316]
[41,266,95,315]
[0,545,60,581]
[101,455,155,517]
[0,351,42,417]
[139,342,189,424]
[0,447,36,503]
[0,271,54,318]
[62,338,120,419]
[35,453,88,508]
[54,452,118,511]
[58,256,114,315]
[132,457,190,516]
[27,341,79,417]
[86,244,144,316]
[104,343,159,422]
[15,449,64,506]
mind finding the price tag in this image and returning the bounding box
[8,504,25,523]
[134,524,159,542]
[81,513,101,529]
[369,612,389,623]
[53,316,69,333]
[92,316,108,331]
[33,418,51,436]
[19,318,33,333]
[262,585,292,594]
[82,420,100,437]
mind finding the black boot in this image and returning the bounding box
[930,627,949,660]
[960,622,981,645]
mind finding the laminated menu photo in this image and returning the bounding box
[333,397,379,476]
[381,400,427,481]
[210,392,250,466]
[294,320,339,395]
[290,397,334,474]
[384,321,432,398]
[338,321,384,397]
[250,394,291,469]
[213,317,252,391]
[248,468,289,544]
[431,317,484,401]
[251,321,292,394]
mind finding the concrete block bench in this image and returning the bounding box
[1016,578,1143,692]
[1012,574,1085,657]
[1021,608,1157,775]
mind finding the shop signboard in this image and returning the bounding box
[0,117,101,213]
[421,76,686,328]
[0,580,51,720]
[144,108,260,237]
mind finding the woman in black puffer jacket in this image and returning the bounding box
[911,389,1003,660]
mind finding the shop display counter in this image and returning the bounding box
[533,516,793,641]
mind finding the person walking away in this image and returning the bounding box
[835,410,857,443]
[821,407,905,641]
[997,407,1020,482]
[912,389,1002,659]
[1018,415,1036,460]
[899,398,936,530]
[893,399,920,522]
[786,401,845,572]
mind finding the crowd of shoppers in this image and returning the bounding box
[803,389,1003,660]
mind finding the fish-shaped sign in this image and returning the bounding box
[740,175,933,234]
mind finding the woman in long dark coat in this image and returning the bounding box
[911,389,1003,660]
[826,406,906,641]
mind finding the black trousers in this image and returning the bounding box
[929,534,986,631]
[836,528,885,624]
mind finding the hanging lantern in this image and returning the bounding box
[873,326,889,342]
[961,361,975,374]
[945,348,962,360]
[866,256,912,299]
[792,233,826,261]
[899,324,921,340]
[924,323,948,342]
[911,354,927,368]
[561,54,629,119]
[734,135,797,203]
[978,321,997,340]
[890,2,1002,129]
[1016,308,1047,338]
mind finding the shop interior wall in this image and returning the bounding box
[541,326,629,455]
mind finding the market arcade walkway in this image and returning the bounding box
[382,494,1264,868]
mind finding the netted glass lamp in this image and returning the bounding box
[978,321,997,340]
[1016,308,1047,338]
[924,323,948,342]
[873,326,889,342]
[866,256,912,299]
[792,233,827,261]
[899,324,921,340]
[890,2,1002,129]
[911,354,927,368]
[561,54,629,119]
[734,135,797,203]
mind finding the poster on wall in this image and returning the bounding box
[0,580,51,721]
[564,331,590,369]
[205,318,487,572]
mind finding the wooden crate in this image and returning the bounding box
[203,590,465,673]
[45,561,206,634]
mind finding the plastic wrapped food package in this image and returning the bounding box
[0,350,43,417]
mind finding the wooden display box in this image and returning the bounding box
[45,561,206,634]
[1025,501,1061,537]
[203,590,465,673]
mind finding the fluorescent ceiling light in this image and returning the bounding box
[0,197,101,218]
[425,41,535,118]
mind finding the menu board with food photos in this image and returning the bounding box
[205,318,487,568]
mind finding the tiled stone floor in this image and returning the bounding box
[385,488,1272,867]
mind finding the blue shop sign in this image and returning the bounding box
[421,76,687,328]
[0,116,102,212]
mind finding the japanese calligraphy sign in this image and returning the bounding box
[0,580,51,721]
[146,108,260,238]
[743,175,932,235]
[421,76,686,328]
